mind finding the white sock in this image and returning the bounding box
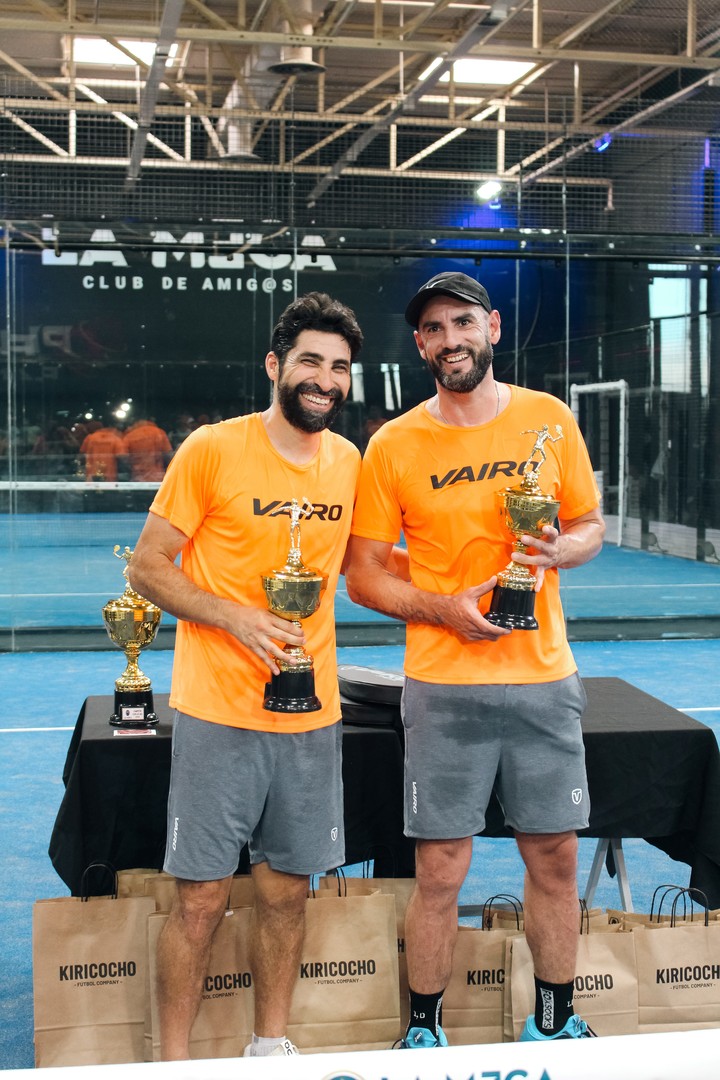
[248,1034,286,1057]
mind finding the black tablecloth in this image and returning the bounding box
[49,677,720,905]
[49,694,415,894]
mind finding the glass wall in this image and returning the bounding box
[3,226,720,646]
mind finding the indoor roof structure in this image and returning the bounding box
[1,1,719,251]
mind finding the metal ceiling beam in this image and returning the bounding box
[508,21,720,179]
[392,0,630,174]
[0,106,69,155]
[520,67,719,188]
[306,12,492,205]
[2,18,720,69]
[3,93,703,140]
[125,0,186,185]
[77,82,184,162]
[0,151,611,194]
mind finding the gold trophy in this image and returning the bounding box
[485,425,563,631]
[102,546,162,727]
[261,498,327,712]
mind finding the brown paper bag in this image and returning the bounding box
[508,929,639,1040]
[502,937,516,1042]
[287,891,400,1052]
[33,892,156,1066]
[608,884,720,929]
[443,924,521,1045]
[117,869,159,897]
[146,906,254,1061]
[319,872,414,1029]
[634,919,720,1032]
[494,901,608,931]
[144,872,255,914]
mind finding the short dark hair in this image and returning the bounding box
[271,292,363,363]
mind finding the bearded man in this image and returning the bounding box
[346,272,606,1047]
[130,292,365,1060]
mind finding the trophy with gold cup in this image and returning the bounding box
[102,546,162,727]
[485,425,563,631]
[261,498,327,712]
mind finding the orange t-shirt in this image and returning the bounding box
[351,386,601,685]
[123,421,173,481]
[150,413,361,732]
[80,427,126,481]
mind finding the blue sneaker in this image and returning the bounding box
[399,1025,449,1048]
[520,1014,596,1041]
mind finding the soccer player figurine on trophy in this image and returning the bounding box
[485,425,564,631]
[102,545,162,726]
[261,498,327,712]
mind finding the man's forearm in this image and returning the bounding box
[129,555,233,632]
[347,567,450,626]
[556,518,605,569]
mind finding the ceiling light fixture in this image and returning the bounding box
[71,38,179,67]
[593,133,612,153]
[476,180,502,202]
[420,57,536,87]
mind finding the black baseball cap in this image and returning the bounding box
[404,271,492,328]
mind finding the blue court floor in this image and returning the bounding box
[1,637,720,1067]
[3,535,720,627]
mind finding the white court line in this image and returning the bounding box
[4,584,719,598]
[560,582,720,590]
[0,726,75,733]
[0,592,117,598]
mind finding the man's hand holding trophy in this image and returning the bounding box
[261,498,327,712]
[485,425,563,631]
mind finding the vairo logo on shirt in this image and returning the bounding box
[253,498,344,520]
[430,460,528,490]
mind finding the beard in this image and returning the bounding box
[426,341,494,393]
[277,377,346,433]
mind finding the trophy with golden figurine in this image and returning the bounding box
[485,425,563,631]
[102,546,162,727]
[261,498,327,712]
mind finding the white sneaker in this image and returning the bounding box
[243,1038,299,1057]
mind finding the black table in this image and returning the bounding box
[49,693,415,895]
[49,677,720,907]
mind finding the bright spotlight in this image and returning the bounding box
[593,133,612,152]
[476,180,502,202]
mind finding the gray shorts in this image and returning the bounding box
[164,712,345,878]
[402,673,589,838]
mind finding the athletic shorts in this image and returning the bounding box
[164,711,345,879]
[401,673,590,838]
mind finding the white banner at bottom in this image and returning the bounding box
[8,1029,720,1080]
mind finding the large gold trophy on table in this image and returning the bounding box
[261,498,327,712]
[102,546,162,727]
[485,425,563,631]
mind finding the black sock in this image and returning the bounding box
[407,987,444,1036]
[533,976,574,1035]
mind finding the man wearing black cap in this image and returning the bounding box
[346,271,605,1046]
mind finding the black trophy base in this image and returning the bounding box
[109,688,159,728]
[485,583,538,631]
[263,667,321,712]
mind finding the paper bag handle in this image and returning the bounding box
[481,893,523,930]
[80,861,118,901]
[361,843,399,879]
[670,887,710,926]
[649,883,685,922]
